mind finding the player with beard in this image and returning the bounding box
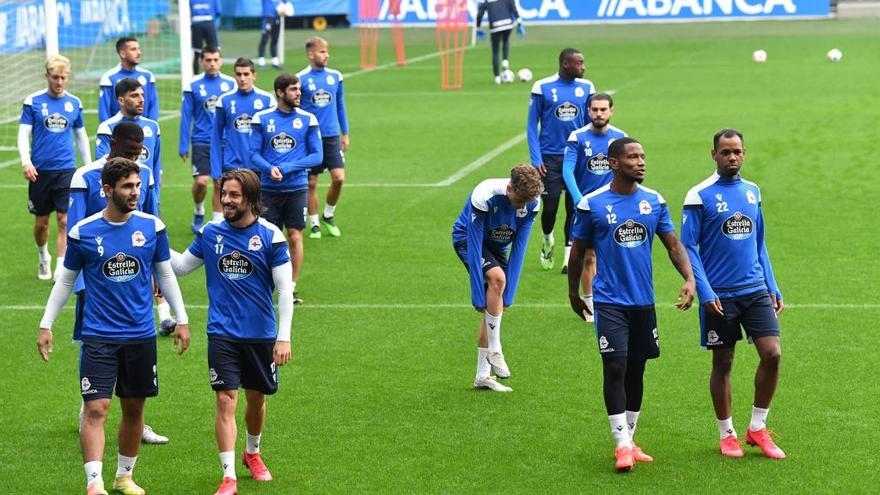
[98,37,159,122]
[170,169,293,494]
[526,48,595,273]
[179,47,237,233]
[38,158,189,495]
[567,137,695,472]
[562,93,628,321]
[250,74,323,303]
[681,129,785,459]
[19,55,91,281]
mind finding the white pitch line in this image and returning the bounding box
[344,46,475,79]
[435,134,526,187]
[4,303,878,311]
[0,158,20,169]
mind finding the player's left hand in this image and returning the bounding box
[274,341,291,366]
[770,293,784,316]
[37,329,53,362]
[341,134,350,152]
[516,24,525,38]
[675,279,695,310]
[173,324,191,355]
[180,152,189,162]
[270,167,283,181]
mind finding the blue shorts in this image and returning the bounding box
[700,291,780,349]
[262,189,307,230]
[28,169,74,215]
[594,304,659,360]
[310,136,345,175]
[539,154,564,197]
[191,144,211,176]
[453,240,508,274]
[79,339,158,401]
[208,337,278,395]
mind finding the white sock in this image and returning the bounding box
[246,432,262,454]
[750,406,769,431]
[609,413,632,449]
[718,417,736,439]
[157,301,171,322]
[502,59,509,69]
[116,454,137,477]
[271,56,280,65]
[476,347,491,379]
[543,232,553,244]
[257,57,266,65]
[309,214,320,227]
[219,451,236,479]
[212,211,224,222]
[485,312,502,353]
[625,410,640,439]
[291,281,297,293]
[563,245,571,265]
[323,204,336,218]
[84,461,103,487]
[194,202,205,215]
[37,243,50,259]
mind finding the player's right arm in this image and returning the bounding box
[562,132,583,203]
[178,84,194,160]
[98,77,112,123]
[526,89,544,173]
[38,227,85,361]
[95,121,111,160]
[18,97,36,181]
[567,201,593,319]
[152,219,190,354]
[476,1,488,28]
[681,191,721,314]
[210,99,226,179]
[146,76,160,121]
[466,203,488,310]
[67,171,88,233]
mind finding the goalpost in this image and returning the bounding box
[0,0,193,152]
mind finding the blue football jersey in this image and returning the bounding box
[527,74,595,164]
[681,173,781,303]
[19,90,85,171]
[68,156,157,293]
[98,65,160,122]
[452,178,539,309]
[249,107,323,192]
[179,72,236,153]
[96,114,162,185]
[562,124,628,204]
[210,87,276,178]
[65,211,170,340]
[571,184,675,307]
[295,66,349,138]
[188,218,290,341]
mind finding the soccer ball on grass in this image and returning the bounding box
[516,68,533,83]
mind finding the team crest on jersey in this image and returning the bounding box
[488,225,515,243]
[64,101,74,112]
[138,75,147,86]
[102,252,141,282]
[575,87,585,98]
[292,118,303,130]
[312,89,332,107]
[234,114,251,132]
[614,219,648,248]
[588,153,610,174]
[218,250,254,280]
[326,75,335,85]
[43,113,69,133]
[271,133,295,152]
[205,95,219,112]
[254,99,264,110]
[220,82,230,92]
[142,126,153,138]
[721,212,754,240]
[131,230,146,247]
[248,235,263,251]
[554,102,579,122]
[747,190,757,205]
[639,200,652,215]
[139,146,149,163]
[707,330,720,345]
[199,84,207,97]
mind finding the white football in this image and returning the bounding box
[500,69,515,84]
[752,49,767,63]
[516,68,532,83]
[276,2,295,16]
[826,48,842,62]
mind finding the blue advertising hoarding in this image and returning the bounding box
[220,0,349,17]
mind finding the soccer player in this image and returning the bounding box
[69,122,172,445]
[170,169,294,495]
[452,165,543,392]
[567,137,695,471]
[475,0,522,84]
[179,47,237,233]
[681,129,785,459]
[562,93,627,321]
[211,57,276,180]
[296,37,349,238]
[250,74,323,304]
[37,158,189,495]
[527,48,594,272]
[19,55,91,280]
[97,78,163,196]
[98,37,159,122]
[257,0,284,70]
[190,0,222,74]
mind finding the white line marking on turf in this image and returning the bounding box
[435,134,526,187]
[5,303,878,311]
[344,47,475,79]
[0,158,20,169]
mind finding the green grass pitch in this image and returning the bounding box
[0,19,878,493]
